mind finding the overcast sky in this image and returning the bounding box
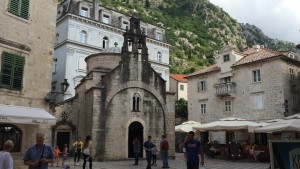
[209,0,300,44]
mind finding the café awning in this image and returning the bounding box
[175,121,201,133]
[194,117,261,132]
[0,104,56,125]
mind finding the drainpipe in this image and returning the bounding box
[93,0,99,21]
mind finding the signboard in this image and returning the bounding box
[269,140,300,169]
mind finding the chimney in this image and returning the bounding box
[93,0,99,21]
[252,44,260,52]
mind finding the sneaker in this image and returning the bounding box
[75,163,80,166]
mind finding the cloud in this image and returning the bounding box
[209,0,300,44]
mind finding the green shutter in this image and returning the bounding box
[0,52,24,90]
[20,0,29,19]
[8,0,20,16]
[1,52,14,87]
[13,56,24,89]
[8,0,29,20]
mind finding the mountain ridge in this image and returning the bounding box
[97,0,296,73]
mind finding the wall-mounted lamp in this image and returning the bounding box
[60,79,70,94]
[45,79,70,103]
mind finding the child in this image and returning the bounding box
[52,146,61,167]
[151,144,157,166]
[62,144,68,167]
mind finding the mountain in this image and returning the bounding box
[241,23,295,51]
[98,0,296,74]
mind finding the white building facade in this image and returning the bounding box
[53,0,171,102]
[169,74,188,100]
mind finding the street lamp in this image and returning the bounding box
[45,79,70,103]
[60,79,70,94]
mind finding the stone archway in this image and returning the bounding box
[128,121,143,158]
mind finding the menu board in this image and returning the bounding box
[269,140,300,169]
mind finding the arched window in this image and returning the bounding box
[103,37,109,49]
[132,93,141,112]
[80,30,87,43]
[157,51,162,62]
[0,124,22,152]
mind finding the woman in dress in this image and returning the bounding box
[0,140,14,169]
[83,135,92,169]
[61,144,68,167]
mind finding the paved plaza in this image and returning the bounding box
[49,153,269,169]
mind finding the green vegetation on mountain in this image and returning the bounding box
[90,0,297,73]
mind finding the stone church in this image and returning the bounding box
[51,14,175,161]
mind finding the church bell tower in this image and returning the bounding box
[120,12,152,84]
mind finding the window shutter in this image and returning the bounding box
[20,0,30,19]
[8,0,19,16]
[0,52,24,90]
[1,52,14,87]
[197,81,200,92]
[13,56,25,89]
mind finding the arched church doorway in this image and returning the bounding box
[128,121,143,158]
[57,132,70,152]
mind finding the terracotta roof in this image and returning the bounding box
[185,65,220,78]
[233,48,285,66]
[169,74,187,82]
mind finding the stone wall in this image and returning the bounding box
[0,1,57,168]
[188,57,300,123]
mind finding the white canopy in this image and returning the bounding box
[0,104,57,125]
[255,114,300,133]
[194,117,261,132]
[175,120,201,133]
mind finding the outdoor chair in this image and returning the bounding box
[229,141,241,160]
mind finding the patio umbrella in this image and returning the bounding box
[194,117,261,132]
[255,114,300,133]
[175,120,201,133]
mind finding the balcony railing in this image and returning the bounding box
[214,82,236,96]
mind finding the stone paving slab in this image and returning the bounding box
[49,153,269,169]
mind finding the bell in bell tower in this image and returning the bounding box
[120,12,151,83]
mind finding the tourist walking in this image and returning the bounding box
[160,134,169,168]
[179,131,204,169]
[0,140,14,169]
[132,136,141,165]
[73,136,83,166]
[144,135,154,169]
[23,132,54,169]
[83,135,93,169]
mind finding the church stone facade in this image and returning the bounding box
[52,14,175,161]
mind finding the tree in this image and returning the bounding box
[175,98,188,118]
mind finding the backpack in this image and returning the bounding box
[162,140,169,150]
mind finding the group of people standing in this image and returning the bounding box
[133,134,170,169]
[20,132,93,169]
[1,131,205,169]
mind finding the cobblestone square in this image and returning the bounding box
[49,153,269,169]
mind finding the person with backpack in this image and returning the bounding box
[160,134,169,168]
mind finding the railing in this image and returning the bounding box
[215,82,236,96]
